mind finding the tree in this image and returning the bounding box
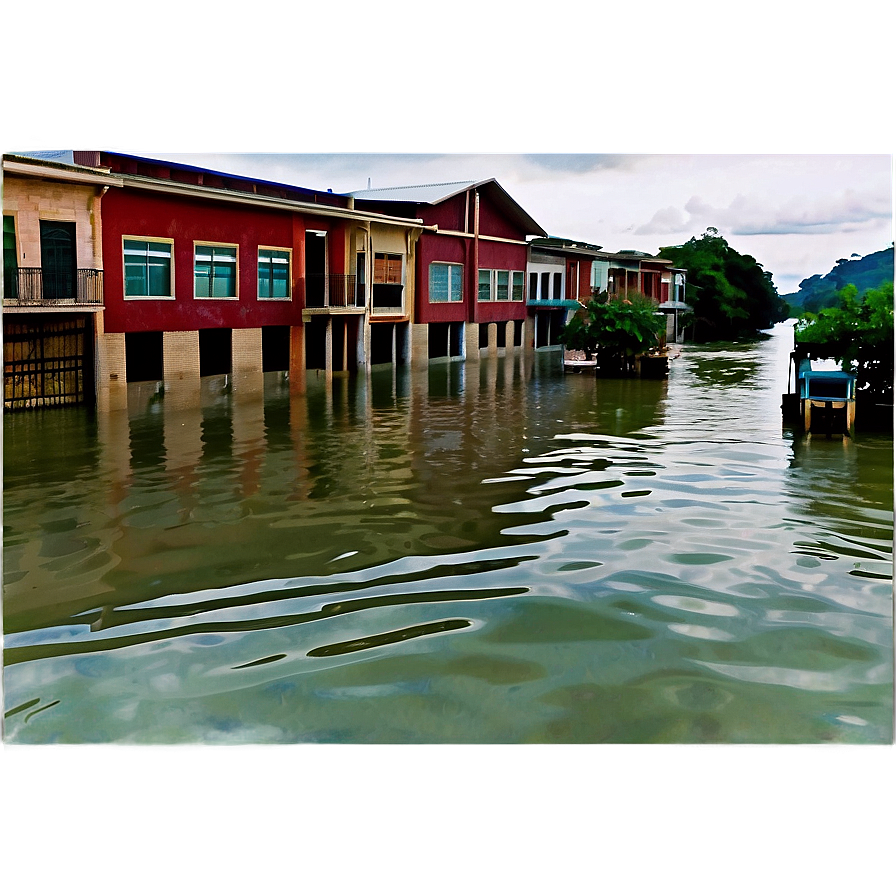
[560,292,665,374]
[659,228,788,341]
[795,281,894,401]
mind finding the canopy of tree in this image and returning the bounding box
[794,281,894,402]
[561,292,664,374]
[783,247,894,313]
[659,228,789,341]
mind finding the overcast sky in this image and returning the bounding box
[142,152,892,296]
[7,6,893,301]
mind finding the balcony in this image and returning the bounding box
[3,268,104,308]
[370,283,405,316]
[303,273,363,311]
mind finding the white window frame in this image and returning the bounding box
[257,245,292,301]
[194,241,239,300]
[429,261,463,303]
[122,235,175,300]
[478,268,494,302]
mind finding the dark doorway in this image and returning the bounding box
[262,326,291,372]
[199,328,232,377]
[4,215,17,300]
[305,318,327,369]
[40,221,76,300]
[126,331,164,382]
[370,323,395,365]
[305,231,326,307]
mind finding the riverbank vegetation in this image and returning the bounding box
[783,247,894,313]
[795,281,894,403]
[560,291,665,374]
[659,228,790,342]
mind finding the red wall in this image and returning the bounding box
[101,189,339,333]
[413,187,531,326]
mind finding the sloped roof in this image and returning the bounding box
[348,181,477,204]
[349,178,547,237]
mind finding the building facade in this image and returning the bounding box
[350,180,547,364]
[2,152,121,410]
[96,152,431,409]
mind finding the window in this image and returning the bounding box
[195,244,237,298]
[4,216,17,300]
[478,269,518,302]
[372,253,404,311]
[429,262,463,302]
[374,253,402,284]
[478,269,492,301]
[496,270,509,301]
[258,248,290,299]
[124,238,172,297]
[553,272,562,301]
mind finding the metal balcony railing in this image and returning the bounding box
[303,273,362,309]
[3,268,104,306]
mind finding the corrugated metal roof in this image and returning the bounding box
[12,150,75,164]
[348,181,478,203]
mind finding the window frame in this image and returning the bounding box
[257,245,292,301]
[122,235,175,300]
[478,268,493,302]
[429,261,464,303]
[194,241,239,300]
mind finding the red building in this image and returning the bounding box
[350,180,547,362]
[93,152,425,408]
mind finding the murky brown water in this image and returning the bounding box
[3,324,892,742]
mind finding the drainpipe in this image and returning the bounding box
[473,189,480,323]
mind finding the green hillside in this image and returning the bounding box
[784,247,894,312]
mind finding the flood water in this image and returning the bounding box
[3,323,893,743]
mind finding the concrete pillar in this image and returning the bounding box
[488,322,498,359]
[523,315,536,354]
[465,322,480,363]
[289,324,306,394]
[231,327,263,377]
[96,325,128,413]
[410,322,429,368]
[504,320,515,354]
[163,330,201,396]
[325,318,333,382]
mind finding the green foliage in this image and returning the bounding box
[659,228,788,341]
[784,247,894,313]
[560,292,665,373]
[795,281,894,400]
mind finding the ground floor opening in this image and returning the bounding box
[199,328,232,377]
[427,322,464,361]
[3,313,95,411]
[126,331,164,382]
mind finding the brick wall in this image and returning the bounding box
[232,327,263,376]
[2,175,103,269]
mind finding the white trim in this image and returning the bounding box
[193,240,239,300]
[435,228,529,246]
[122,234,175,301]
[428,260,464,303]
[2,158,124,189]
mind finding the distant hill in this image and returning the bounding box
[783,247,894,312]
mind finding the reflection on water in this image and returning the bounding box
[3,327,893,743]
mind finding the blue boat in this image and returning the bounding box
[784,354,856,436]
